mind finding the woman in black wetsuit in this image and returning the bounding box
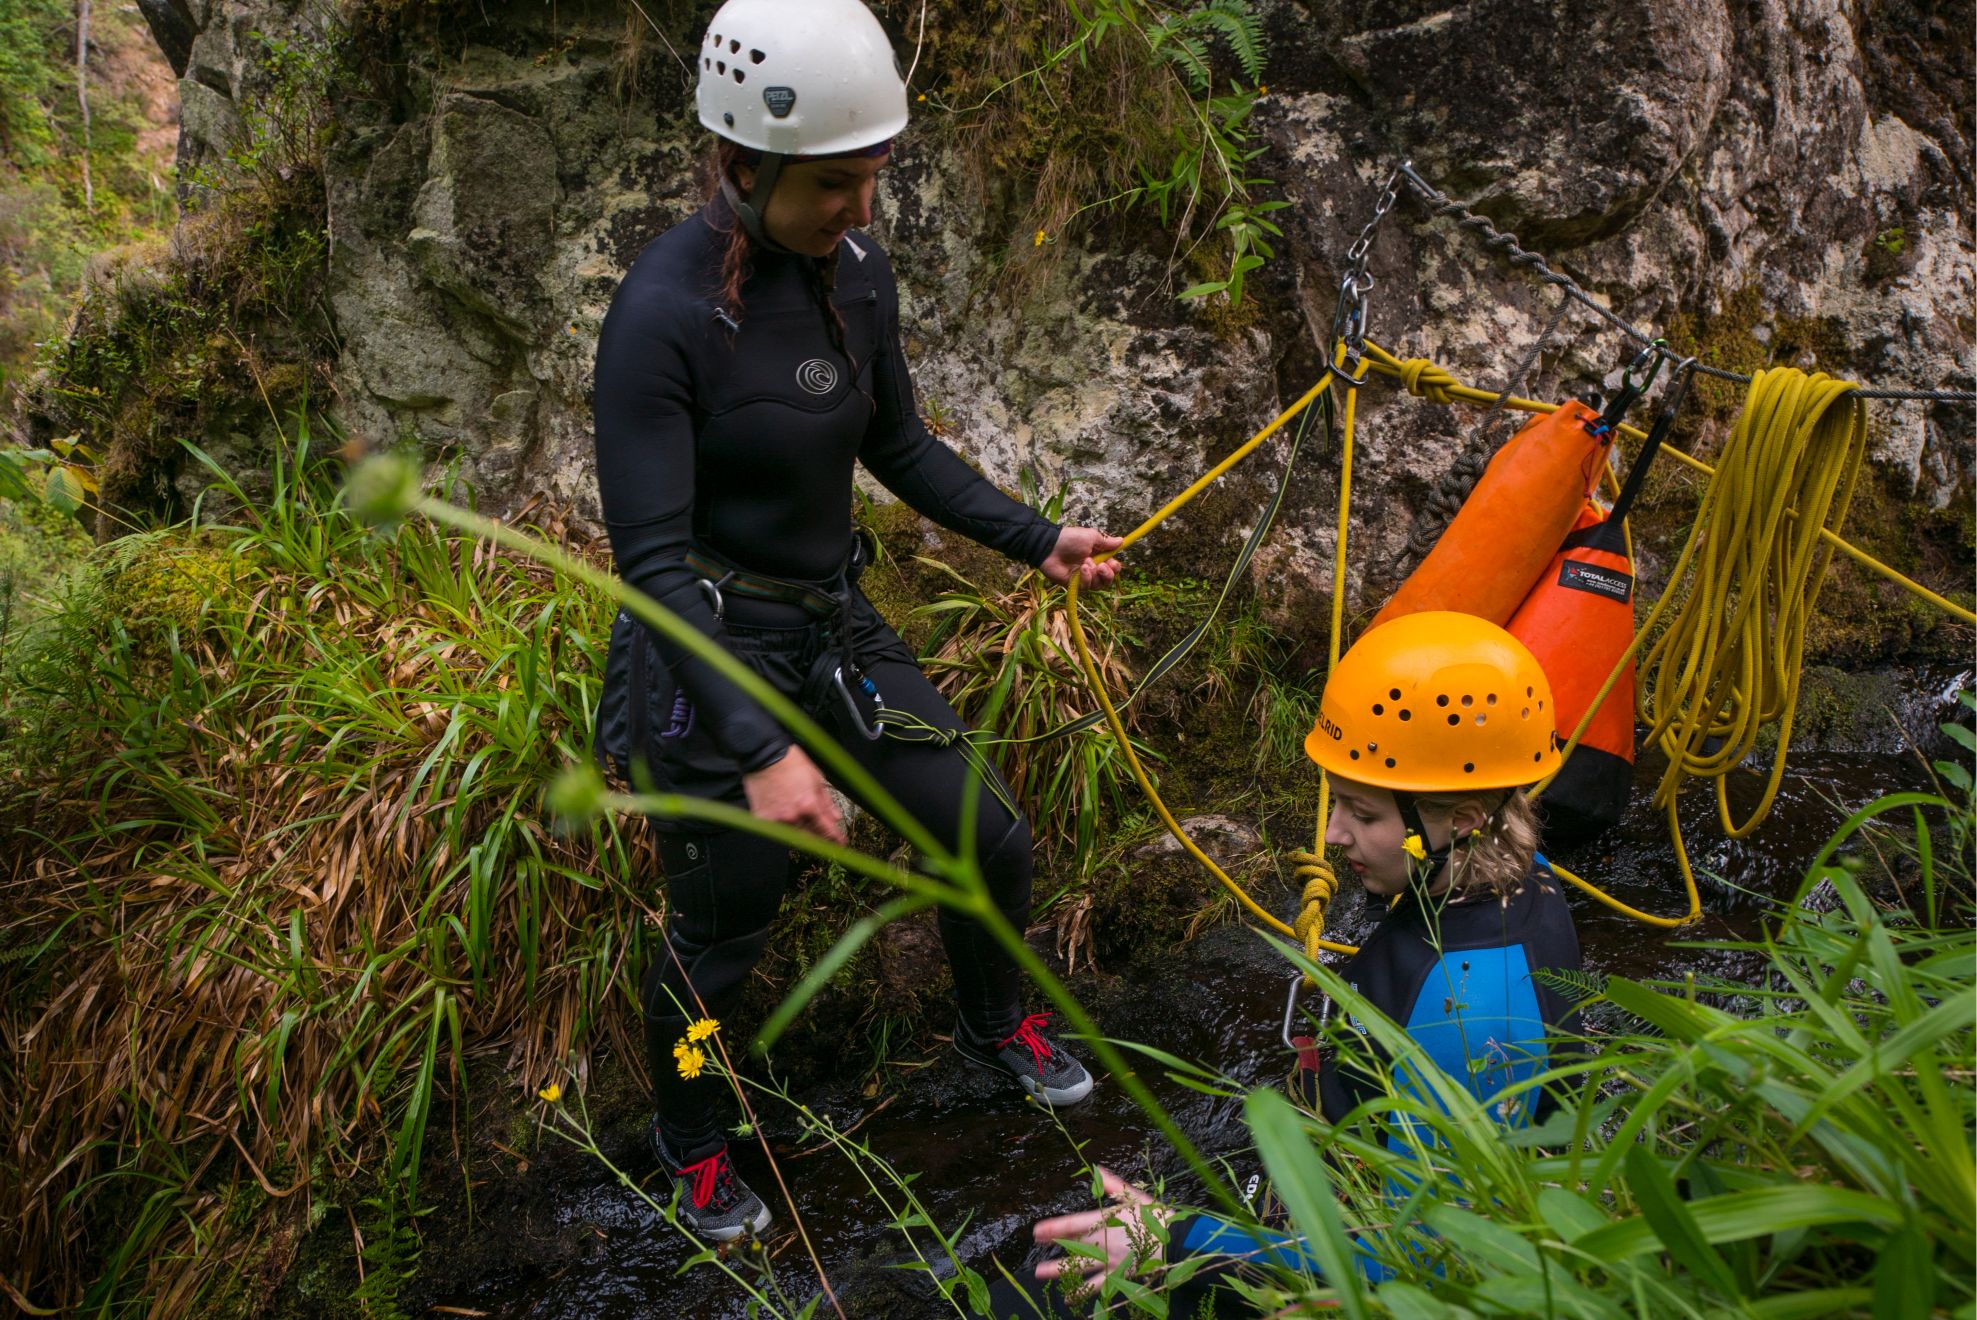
[592,0,1123,1242]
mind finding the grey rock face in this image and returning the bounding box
[131,0,1973,608]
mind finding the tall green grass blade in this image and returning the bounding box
[1243,1087,1369,1318]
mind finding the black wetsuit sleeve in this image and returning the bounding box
[592,269,791,773]
[857,250,1062,567]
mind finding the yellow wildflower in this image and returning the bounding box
[686,1017,720,1043]
[675,1044,707,1080]
[1033,229,1047,247]
[916,93,927,102]
[1402,834,1428,861]
[537,1082,562,1103]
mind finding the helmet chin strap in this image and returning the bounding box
[719,152,799,254]
[1394,790,1465,888]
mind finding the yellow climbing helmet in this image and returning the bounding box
[1305,611,1562,792]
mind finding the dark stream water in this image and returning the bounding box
[424,666,1970,1320]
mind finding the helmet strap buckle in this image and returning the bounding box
[1394,790,1456,888]
[720,153,800,254]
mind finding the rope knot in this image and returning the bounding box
[1399,358,1459,405]
[1287,849,1337,946]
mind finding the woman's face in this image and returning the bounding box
[737,154,887,258]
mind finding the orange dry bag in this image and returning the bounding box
[1504,385,1678,846]
[1506,500,1636,846]
[1372,401,1612,629]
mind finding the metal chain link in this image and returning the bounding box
[1392,162,1976,405]
[1329,163,1407,369]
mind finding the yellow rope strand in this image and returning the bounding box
[1359,339,1974,626]
[1062,335,1968,952]
[1066,365,1361,957]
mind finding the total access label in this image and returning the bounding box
[1557,558,1633,604]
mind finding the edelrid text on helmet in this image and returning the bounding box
[695,0,910,157]
[1304,612,1563,792]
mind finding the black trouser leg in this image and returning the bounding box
[833,654,1035,1043]
[639,595,1040,1150]
[643,828,792,1156]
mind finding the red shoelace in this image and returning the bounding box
[1000,1012,1055,1071]
[674,1148,731,1209]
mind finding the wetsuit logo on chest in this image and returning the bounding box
[796,358,839,395]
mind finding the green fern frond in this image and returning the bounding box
[1202,0,1267,85]
[1532,967,1610,1004]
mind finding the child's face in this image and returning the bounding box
[1324,778,1413,896]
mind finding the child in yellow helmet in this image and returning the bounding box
[991,612,1585,1317]
[1297,610,1581,1127]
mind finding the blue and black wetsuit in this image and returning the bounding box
[592,198,1061,1158]
[985,865,1580,1317]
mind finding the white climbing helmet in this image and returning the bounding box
[695,0,910,157]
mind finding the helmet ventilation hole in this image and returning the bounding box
[1526,685,1535,697]
[733,68,745,82]
[717,59,727,73]
[1398,709,1411,721]
[750,49,765,63]
[1447,713,1460,726]
[723,112,735,126]
[1372,703,1384,715]
[704,57,711,68]
[1349,749,1360,760]
[1475,713,1487,725]
[1389,688,1401,700]
[1486,693,1497,706]
[1521,707,1530,718]
[1533,751,1542,762]
[1463,762,1475,774]
[1460,694,1473,707]
[729,38,741,53]
[1538,699,1544,710]
[1384,757,1397,768]
[1436,694,1449,707]
[713,32,721,42]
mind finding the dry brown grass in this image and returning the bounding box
[0,480,652,1313]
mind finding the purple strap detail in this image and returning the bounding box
[664,691,694,740]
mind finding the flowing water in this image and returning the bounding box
[425,666,1970,1319]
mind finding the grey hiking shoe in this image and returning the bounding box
[651,1123,772,1242]
[955,1012,1095,1107]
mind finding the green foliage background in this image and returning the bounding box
[0,0,176,395]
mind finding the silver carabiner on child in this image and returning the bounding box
[1281,972,1332,1052]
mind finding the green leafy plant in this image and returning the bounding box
[929,0,1284,306]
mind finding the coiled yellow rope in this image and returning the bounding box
[1063,336,1969,956]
